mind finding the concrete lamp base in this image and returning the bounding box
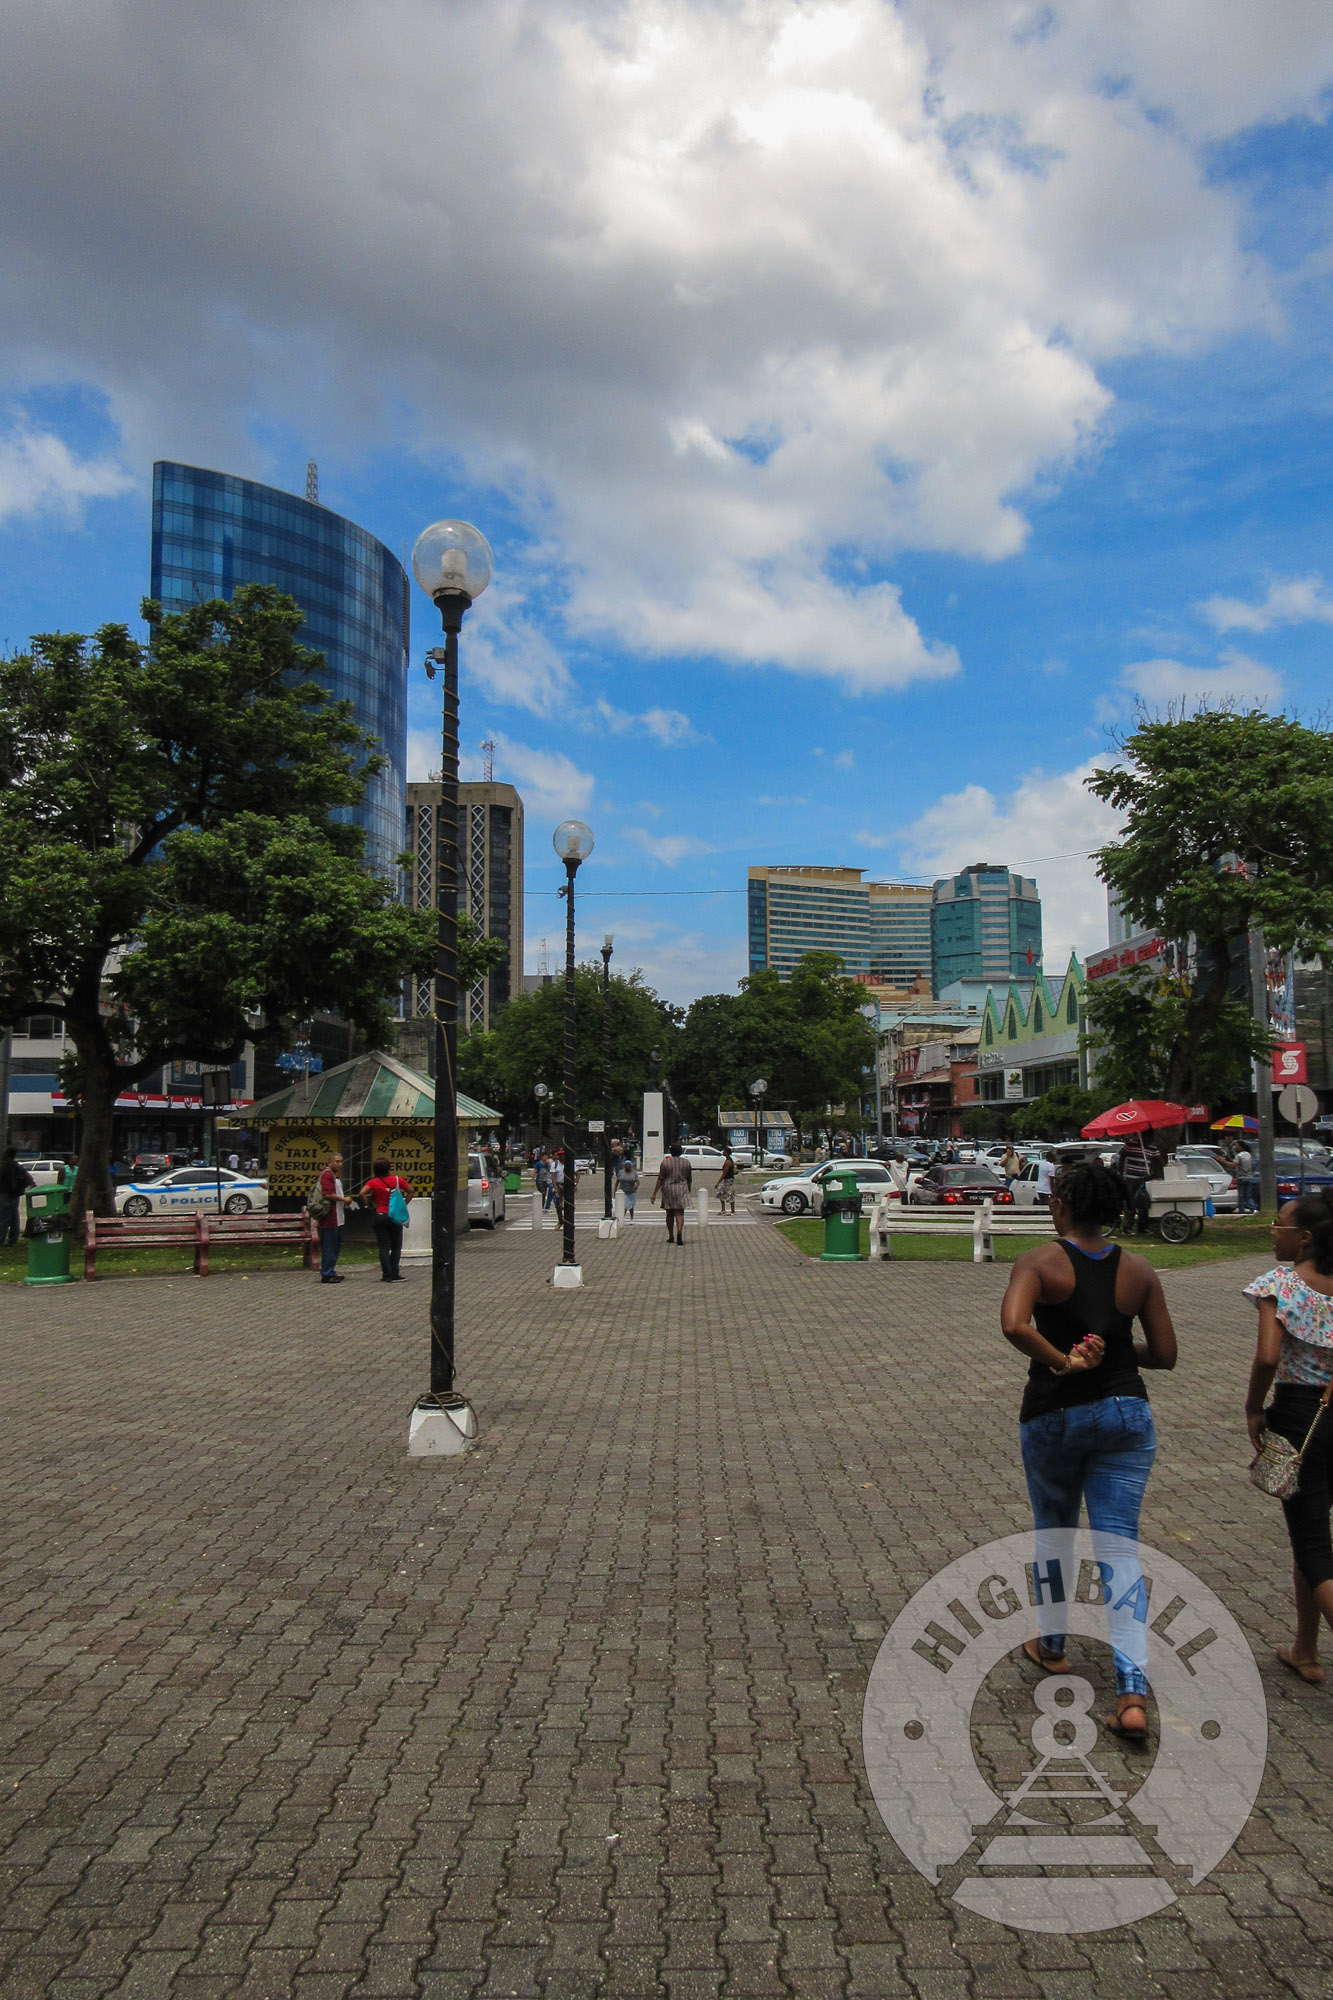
[553,1263,584,1289]
[597,1217,619,1240]
[407,1394,478,1457]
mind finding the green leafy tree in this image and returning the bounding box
[1011,1083,1120,1140]
[457,965,673,1138]
[671,951,874,1140]
[0,587,440,1217]
[1086,710,1333,1104]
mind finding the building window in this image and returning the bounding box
[1067,988,1078,1023]
[1033,998,1043,1031]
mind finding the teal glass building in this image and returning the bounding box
[150,462,409,881]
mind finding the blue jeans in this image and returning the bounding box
[1020,1397,1157,1695]
[1237,1176,1258,1213]
[319,1225,342,1278]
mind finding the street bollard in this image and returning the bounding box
[820,1166,865,1262]
[24,1184,76,1286]
[696,1186,709,1228]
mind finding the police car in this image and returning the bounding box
[115,1166,269,1217]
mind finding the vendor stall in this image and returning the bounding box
[238,1050,499,1228]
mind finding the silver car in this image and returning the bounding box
[467,1150,506,1229]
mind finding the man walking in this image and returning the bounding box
[1233,1141,1257,1214]
[0,1147,34,1247]
[653,1142,692,1246]
[715,1146,737,1215]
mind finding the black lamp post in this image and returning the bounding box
[601,933,614,1219]
[407,519,492,1454]
[749,1077,767,1163]
[553,819,595,1273]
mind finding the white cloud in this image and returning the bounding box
[0,421,131,522]
[594,698,697,745]
[625,827,717,868]
[1199,576,1333,634]
[492,734,594,822]
[1,1,1325,682]
[899,760,1123,972]
[1119,651,1283,710]
[583,910,745,1008]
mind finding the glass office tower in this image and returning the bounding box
[151,462,409,881]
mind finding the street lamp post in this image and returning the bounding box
[554,820,595,1284]
[534,1080,550,1151]
[861,1003,883,1150]
[406,520,492,1457]
[749,1078,768,1164]
[601,935,614,1220]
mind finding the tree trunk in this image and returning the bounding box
[64,1006,118,1221]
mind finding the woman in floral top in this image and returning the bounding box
[1243,1192,1333,1684]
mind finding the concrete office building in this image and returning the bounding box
[931,864,1042,992]
[747,867,933,983]
[151,461,409,881]
[406,780,524,1034]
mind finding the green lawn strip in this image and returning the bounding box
[0,1240,380,1284]
[775,1216,1274,1270]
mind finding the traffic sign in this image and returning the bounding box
[1278,1082,1319,1127]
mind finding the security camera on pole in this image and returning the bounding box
[406,519,492,1459]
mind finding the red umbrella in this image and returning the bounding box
[1081,1099,1193,1139]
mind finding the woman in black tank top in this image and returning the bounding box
[1001,1160,1178,1739]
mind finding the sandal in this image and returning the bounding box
[1022,1637,1069,1675]
[1103,1694,1149,1741]
[1276,1645,1324,1686]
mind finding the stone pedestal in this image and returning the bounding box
[642,1092,665,1176]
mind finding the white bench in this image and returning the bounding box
[867,1196,1057,1264]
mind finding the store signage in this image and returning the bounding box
[1004,1069,1024,1101]
[1272,1042,1308,1086]
[1085,936,1168,982]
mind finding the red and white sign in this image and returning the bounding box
[1085,936,1169,982]
[1272,1042,1308,1086]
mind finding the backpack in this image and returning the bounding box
[307,1178,331,1220]
[388,1184,410,1226]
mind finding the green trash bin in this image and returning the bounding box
[504,1170,522,1195]
[820,1165,865,1262]
[25,1183,76,1286]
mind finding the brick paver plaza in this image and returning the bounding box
[3,1211,1331,2000]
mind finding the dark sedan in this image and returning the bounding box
[1274,1153,1333,1202]
[909,1166,1014,1207]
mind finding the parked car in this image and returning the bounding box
[467,1150,506,1228]
[679,1144,727,1173]
[1009,1160,1052,1207]
[116,1166,269,1217]
[1171,1146,1239,1212]
[1273,1150,1333,1201]
[910,1166,1013,1207]
[759,1160,896,1216]
[129,1152,172,1180]
[16,1157,68,1189]
[758,1148,790,1168]
[723,1144,755,1168]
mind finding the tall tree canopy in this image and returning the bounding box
[1086,709,1333,1104]
[457,965,674,1134]
[0,587,438,1216]
[672,952,874,1137]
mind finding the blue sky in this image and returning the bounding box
[2,1,1331,1004]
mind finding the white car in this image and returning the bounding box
[116,1166,269,1217]
[1009,1160,1054,1208]
[759,1160,896,1217]
[17,1157,68,1189]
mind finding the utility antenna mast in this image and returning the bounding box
[306,459,318,503]
[537,938,549,979]
[480,737,495,783]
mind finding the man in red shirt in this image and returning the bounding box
[316,1153,347,1283]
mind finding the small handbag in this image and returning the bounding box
[1250,1380,1333,1499]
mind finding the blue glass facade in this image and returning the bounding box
[151,462,409,880]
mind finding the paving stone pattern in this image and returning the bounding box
[2,1210,1330,1999]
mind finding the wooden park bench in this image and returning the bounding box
[866,1195,1057,1265]
[83,1209,319,1279]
